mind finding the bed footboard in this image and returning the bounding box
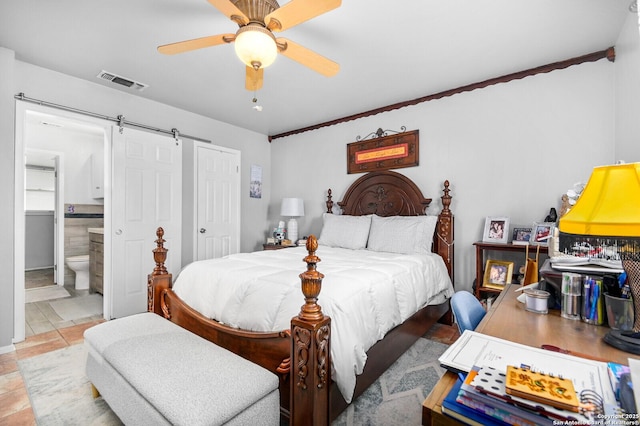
[147,228,294,417]
[147,229,331,424]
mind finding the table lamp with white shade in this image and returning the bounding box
[281,198,305,244]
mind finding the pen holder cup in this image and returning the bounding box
[604,293,634,331]
[561,272,582,320]
[581,276,604,325]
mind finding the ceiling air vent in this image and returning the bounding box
[97,70,149,91]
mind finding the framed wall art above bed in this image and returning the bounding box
[346,128,419,174]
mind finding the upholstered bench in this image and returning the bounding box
[84,312,280,426]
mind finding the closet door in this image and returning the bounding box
[195,144,240,260]
[111,127,182,318]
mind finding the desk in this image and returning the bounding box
[474,241,548,300]
[422,284,631,425]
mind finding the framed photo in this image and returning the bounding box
[531,222,555,246]
[511,227,532,245]
[483,260,514,290]
[482,216,510,244]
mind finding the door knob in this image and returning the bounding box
[115,229,122,235]
[200,228,206,234]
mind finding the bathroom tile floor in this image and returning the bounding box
[24,269,104,338]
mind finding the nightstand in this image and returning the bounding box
[263,244,295,250]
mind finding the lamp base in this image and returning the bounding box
[603,330,640,355]
[287,218,298,244]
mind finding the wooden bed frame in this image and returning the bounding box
[147,170,454,425]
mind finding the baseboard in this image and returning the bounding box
[0,343,16,355]
[25,266,54,272]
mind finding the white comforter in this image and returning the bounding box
[172,245,454,402]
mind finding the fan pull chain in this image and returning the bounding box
[252,91,263,112]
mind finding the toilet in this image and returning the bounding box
[66,254,90,290]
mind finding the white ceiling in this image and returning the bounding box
[0,1,634,137]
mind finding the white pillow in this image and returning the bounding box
[367,215,438,254]
[318,213,372,250]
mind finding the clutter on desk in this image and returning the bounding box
[439,331,633,425]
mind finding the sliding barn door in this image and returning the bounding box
[111,127,182,318]
[196,144,240,261]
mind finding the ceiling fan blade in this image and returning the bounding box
[207,0,249,26]
[158,34,235,55]
[266,0,341,32]
[277,38,339,77]
[246,66,264,91]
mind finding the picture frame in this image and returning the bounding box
[511,226,532,245]
[347,129,419,174]
[482,216,510,244]
[531,222,555,246]
[483,260,514,290]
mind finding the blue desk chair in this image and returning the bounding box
[451,290,486,334]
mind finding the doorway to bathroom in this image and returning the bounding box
[20,107,107,339]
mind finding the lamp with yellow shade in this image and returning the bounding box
[558,162,640,354]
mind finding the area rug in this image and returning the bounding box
[18,344,122,425]
[19,337,448,425]
[333,338,449,426]
[25,285,71,304]
[49,294,103,321]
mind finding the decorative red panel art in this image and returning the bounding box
[347,129,419,174]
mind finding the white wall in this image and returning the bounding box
[270,59,618,292]
[615,10,640,162]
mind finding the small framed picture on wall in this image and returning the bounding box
[482,216,510,244]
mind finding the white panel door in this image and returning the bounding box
[111,127,182,318]
[196,144,240,260]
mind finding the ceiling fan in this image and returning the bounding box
[158,0,341,91]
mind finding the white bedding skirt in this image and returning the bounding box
[172,245,454,402]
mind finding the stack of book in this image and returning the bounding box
[443,365,601,425]
[438,331,631,425]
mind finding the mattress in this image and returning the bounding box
[172,245,454,402]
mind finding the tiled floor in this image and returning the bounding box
[0,269,107,424]
[0,320,104,425]
[423,322,460,345]
[25,269,104,337]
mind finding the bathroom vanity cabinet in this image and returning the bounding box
[89,230,104,294]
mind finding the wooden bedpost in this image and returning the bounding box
[435,180,454,283]
[148,227,173,317]
[290,235,331,425]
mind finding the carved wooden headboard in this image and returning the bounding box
[325,170,454,281]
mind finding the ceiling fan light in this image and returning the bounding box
[234,25,278,69]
